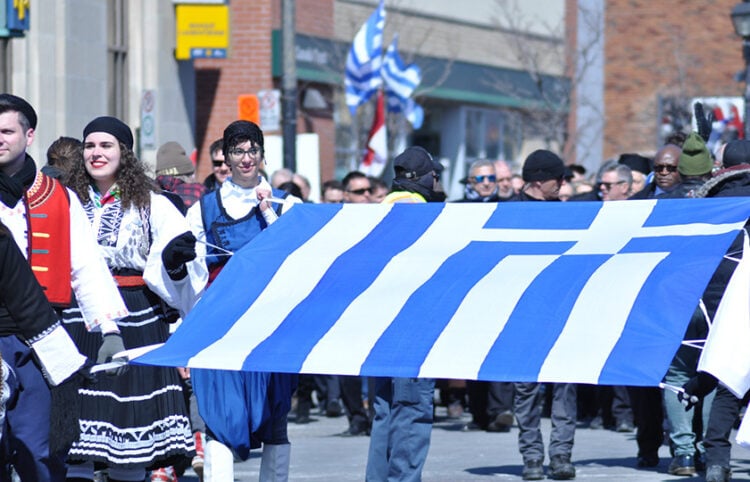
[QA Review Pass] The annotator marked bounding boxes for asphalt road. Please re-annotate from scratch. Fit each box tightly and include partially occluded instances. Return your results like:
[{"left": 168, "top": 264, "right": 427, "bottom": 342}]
[{"left": 177, "top": 403, "right": 750, "bottom": 481}]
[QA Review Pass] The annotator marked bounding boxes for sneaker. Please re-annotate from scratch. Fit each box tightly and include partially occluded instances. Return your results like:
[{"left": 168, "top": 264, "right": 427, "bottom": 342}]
[
  {"left": 447, "top": 400, "right": 464, "bottom": 419},
  {"left": 588, "top": 415, "right": 603, "bottom": 429},
  {"left": 521, "top": 459, "right": 544, "bottom": 480},
  {"left": 668, "top": 454, "right": 697, "bottom": 476},
  {"left": 705, "top": 465, "right": 731, "bottom": 482},
  {"left": 192, "top": 432, "right": 205, "bottom": 481},
  {"left": 616, "top": 421, "right": 635, "bottom": 433},
  {"left": 150, "top": 467, "right": 178, "bottom": 482},
  {"left": 549, "top": 454, "right": 576, "bottom": 480},
  {"left": 487, "top": 411, "right": 514, "bottom": 432}
]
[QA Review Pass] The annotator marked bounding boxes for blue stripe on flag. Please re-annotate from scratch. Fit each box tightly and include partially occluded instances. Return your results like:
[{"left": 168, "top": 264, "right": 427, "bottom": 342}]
[
  {"left": 600, "top": 229, "right": 740, "bottom": 385},
  {"left": 643, "top": 198, "right": 746, "bottom": 226},
  {"left": 360, "top": 240, "right": 577, "bottom": 377},
  {"left": 138, "top": 204, "right": 345, "bottom": 367},
  {"left": 238, "top": 204, "right": 447, "bottom": 372},
  {"left": 485, "top": 201, "right": 602, "bottom": 230},
  {"left": 477, "top": 254, "right": 610, "bottom": 381}
]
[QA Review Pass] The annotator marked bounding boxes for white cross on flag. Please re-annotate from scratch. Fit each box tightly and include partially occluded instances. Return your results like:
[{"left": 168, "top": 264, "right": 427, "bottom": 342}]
[{"left": 137, "top": 199, "right": 750, "bottom": 386}]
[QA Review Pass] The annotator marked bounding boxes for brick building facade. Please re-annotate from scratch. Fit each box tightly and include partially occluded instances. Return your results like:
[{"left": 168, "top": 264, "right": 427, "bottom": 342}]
[{"left": 601, "top": 0, "right": 740, "bottom": 159}]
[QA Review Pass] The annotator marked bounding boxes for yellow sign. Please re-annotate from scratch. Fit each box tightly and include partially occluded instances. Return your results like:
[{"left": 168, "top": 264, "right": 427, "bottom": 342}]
[{"left": 175, "top": 5, "right": 229, "bottom": 60}]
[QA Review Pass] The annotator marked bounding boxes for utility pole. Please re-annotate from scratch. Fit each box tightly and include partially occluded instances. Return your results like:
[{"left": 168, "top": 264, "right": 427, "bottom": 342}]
[{"left": 281, "top": 0, "right": 297, "bottom": 171}]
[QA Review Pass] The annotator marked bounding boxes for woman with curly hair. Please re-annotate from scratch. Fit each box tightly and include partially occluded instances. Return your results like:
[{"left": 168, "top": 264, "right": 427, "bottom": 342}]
[{"left": 63, "top": 116, "right": 208, "bottom": 482}]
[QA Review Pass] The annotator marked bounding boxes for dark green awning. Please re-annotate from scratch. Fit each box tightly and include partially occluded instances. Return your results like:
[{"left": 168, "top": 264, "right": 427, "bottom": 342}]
[{"left": 271, "top": 31, "right": 568, "bottom": 111}]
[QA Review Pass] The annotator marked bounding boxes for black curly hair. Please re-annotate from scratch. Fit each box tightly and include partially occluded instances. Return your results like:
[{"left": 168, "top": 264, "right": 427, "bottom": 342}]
[{"left": 66, "top": 141, "right": 156, "bottom": 210}]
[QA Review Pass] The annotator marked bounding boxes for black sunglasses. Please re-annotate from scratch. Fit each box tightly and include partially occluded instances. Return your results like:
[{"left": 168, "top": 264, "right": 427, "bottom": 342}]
[
  {"left": 654, "top": 164, "right": 678, "bottom": 173},
  {"left": 212, "top": 160, "right": 225, "bottom": 167},
  {"left": 347, "top": 188, "right": 371, "bottom": 195}
]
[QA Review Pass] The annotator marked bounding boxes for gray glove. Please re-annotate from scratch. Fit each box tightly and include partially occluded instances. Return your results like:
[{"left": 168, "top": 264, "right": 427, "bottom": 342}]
[{"left": 97, "top": 333, "right": 127, "bottom": 376}]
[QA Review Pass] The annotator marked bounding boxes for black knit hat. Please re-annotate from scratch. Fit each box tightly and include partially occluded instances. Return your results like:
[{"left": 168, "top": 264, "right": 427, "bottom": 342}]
[
  {"left": 393, "top": 146, "right": 437, "bottom": 179},
  {"left": 223, "top": 120, "right": 264, "bottom": 158},
  {"left": 0, "top": 93, "right": 37, "bottom": 130},
  {"left": 83, "top": 116, "right": 134, "bottom": 150},
  {"left": 618, "top": 153, "right": 652, "bottom": 175},
  {"left": 522, "top": 150, "right": 565, "bottom": 182},
  {"left": 722, "top": 140, "right": 750, "bottom": 167}
]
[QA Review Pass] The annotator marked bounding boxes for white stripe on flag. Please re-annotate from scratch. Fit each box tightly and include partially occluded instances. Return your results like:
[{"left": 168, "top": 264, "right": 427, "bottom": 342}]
[
  {"left": 418, "top": 254, "right": 560, "bottom": 379},
  {"left": 300, "top": 204, "right": 498, "bottom": 375},
  {"left": 538, "top": 252, "right": 668, "bottom": 383},
  {"left": 188, "top": 205, "right": 393, "bottom": 370}
]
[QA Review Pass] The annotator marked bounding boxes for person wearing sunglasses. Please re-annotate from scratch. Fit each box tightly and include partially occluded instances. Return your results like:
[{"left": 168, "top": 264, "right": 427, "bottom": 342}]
[
  {"left": 202, "top": 138, "right": 230, "bottom": 193},
  {"left": 598, "top": 161, "right": 633, "bottom": 201},
  {"left": 630, "top": 144, "right": 682, "bottom": 199},
  {"left": 460, "top": 159, "right": 504, "bottom": 202},
  {"left": 342, "top": 170, "right": 372, "bottom": 203}
]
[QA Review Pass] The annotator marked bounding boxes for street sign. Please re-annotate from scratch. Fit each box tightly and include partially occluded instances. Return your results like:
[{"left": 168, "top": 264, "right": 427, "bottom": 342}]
[
  {"left": 175, "top": 4, "right": 229, "bottom": 60},
  {"left": 238, "top": 94, "right": 260, "bottom": 124},
  {"left": 258, "top": 89, "right": 281, "bottom": 132},
  {"left": 140, "top": 90, "right": 156, "bottom": 150}
]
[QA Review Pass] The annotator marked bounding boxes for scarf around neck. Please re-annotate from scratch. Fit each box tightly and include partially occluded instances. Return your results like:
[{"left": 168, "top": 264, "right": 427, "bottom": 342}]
[{"left": 0, "top": 155, "right": 37, "bottom": 208}]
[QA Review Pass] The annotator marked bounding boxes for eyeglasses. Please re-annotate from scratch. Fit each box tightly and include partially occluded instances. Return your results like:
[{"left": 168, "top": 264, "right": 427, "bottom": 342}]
[
  {"left": 228, "top": 147, "right": 262, "bottom": 160},
  {"left": 347, "top": 188, "right": 372, "bottom": 195},
  {"left": 599, "top": 181, "right": 626, "bottom": 190},
  {"left": 472, "top": 175, "right": 497, "bottom": 183},
  {"left": 654, "top": 164, "right": 678, "bottom": 174},
  {"left": 212, "top": 160, "right": 225, "bottom": 167}
]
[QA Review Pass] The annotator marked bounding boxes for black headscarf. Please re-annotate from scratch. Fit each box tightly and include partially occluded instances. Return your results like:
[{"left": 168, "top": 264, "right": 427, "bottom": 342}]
[{"left": 0, "top": 155, "right": 37, "bottom": 208}]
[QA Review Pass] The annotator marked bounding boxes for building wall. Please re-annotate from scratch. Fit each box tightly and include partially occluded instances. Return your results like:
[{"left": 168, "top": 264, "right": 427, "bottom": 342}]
[
  {"left": 10, "top": 0, "right": 194, "bottom": 172},
  {"left": 603, "top": 0, "right": 739, "bottom": 158}
]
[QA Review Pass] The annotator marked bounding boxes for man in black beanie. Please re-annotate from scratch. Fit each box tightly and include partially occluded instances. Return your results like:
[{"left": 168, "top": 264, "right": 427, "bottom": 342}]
[
  {"left": 512, "top": 149, "right": 577, "bottom": 481},
  {"left": 518, "top": 149, "right": 566, "bottom": 202}
]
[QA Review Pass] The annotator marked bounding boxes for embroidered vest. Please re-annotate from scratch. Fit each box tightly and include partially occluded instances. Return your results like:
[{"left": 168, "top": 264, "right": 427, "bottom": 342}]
[
  {"left": 200, "top": 188, "right": 286, "bottom": 277},
  {"left": 26, "top": 173, "right": 72, "bottom": 307}
]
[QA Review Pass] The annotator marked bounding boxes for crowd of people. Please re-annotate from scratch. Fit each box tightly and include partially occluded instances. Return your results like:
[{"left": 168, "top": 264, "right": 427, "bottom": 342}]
[{"left": 0, "top": 92, "right": 748, "bottom": 482}]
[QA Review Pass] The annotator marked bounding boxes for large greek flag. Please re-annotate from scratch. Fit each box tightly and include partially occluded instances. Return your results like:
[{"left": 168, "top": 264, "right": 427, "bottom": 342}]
[
  {"left": 137, "top": 199, "right": 750, "bottom": 386},
  {"left": 344, "top": 0, "right": 385, "bottom": 115}
]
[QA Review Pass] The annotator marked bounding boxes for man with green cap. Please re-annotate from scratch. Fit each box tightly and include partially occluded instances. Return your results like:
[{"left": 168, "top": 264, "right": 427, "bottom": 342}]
[
  {"left": 659, "top": 131, "right": 715, "bottom": 476},
  {"left": 664, "top": 132, "right": 713, "bottom": 199}
]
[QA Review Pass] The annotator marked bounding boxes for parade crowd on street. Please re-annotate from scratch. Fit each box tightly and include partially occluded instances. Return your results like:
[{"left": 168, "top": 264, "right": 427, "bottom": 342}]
[{"left": 1, "top": 94, "right": 749, "bottom": 482}]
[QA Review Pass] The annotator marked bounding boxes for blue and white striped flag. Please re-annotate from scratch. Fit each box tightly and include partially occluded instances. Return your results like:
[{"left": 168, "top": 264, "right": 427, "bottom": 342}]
[
  {"left": 138, "top": 199, "right": 750, "bottom": 386},
  {"left": 345, "top": 0, "right": 386, "bottom": 115},
  {"left": 382, "top": 35, "right": 424, "bottom": 128}
]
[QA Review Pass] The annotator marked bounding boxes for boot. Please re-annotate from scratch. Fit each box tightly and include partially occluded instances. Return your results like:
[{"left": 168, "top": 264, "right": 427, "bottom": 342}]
[
  {"left": 204, "top": 439, "right": 234, "bottom": 482},
  {"left": 259, "top": 443, "right": 291, "bottom": 482}
]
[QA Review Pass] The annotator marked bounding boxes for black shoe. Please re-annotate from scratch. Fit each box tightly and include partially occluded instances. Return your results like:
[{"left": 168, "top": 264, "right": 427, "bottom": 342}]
[
  {"left": 337, "top": 424, "right": 369, "bottom": 437},
  {"left": 487, "top": 411, "right": 513, "bottom": 432},
  {"left": 705, "top": 465, "right": 731, "bottom": 482},
  {"left": 326, "top": 400, "right": 343, "bottom": 417},
  {"left": 636, "top": 453, "right": 659, "bottom": 468},
  {"left": 549, "top": 454, "right": 576, "bottom": 480},
  {"left": 668, "top": 455, "right": 696, "bottom": 476},
  {"left": 295, "top": 412, "right": 311, "bottom": 424},
  {"left": 521, "top": 459, "right": 544, "bottom": 481}
]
